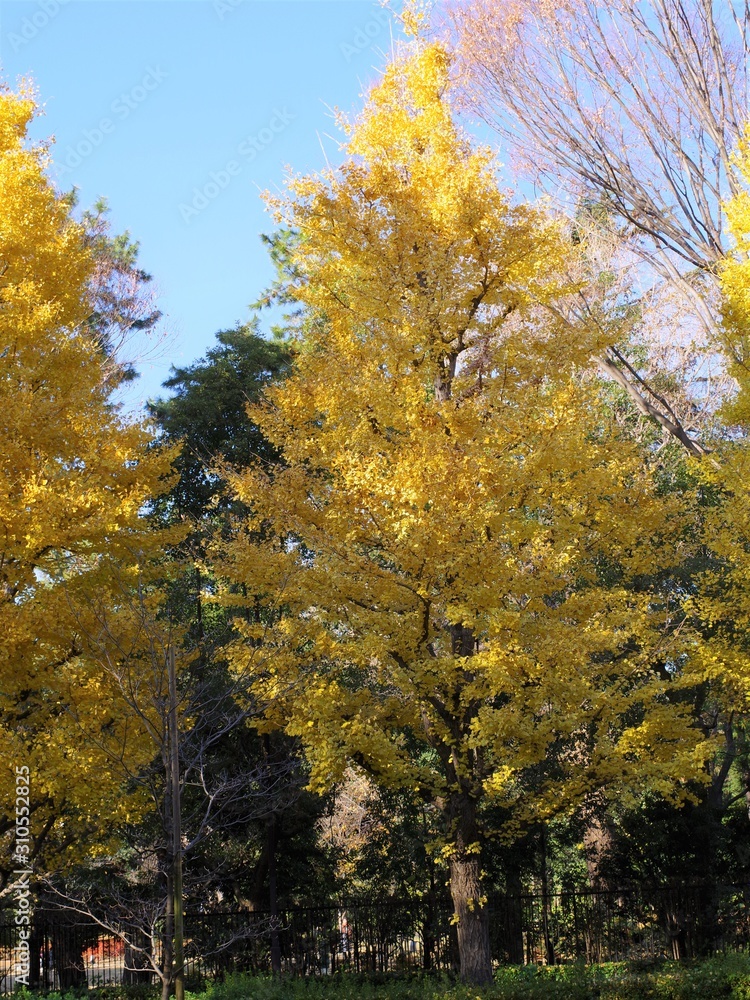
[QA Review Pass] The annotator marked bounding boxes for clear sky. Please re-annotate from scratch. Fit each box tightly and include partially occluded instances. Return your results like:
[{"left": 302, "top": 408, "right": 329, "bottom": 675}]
[{"left": 0, "top": 0, "right": 405, "bottom": 411}]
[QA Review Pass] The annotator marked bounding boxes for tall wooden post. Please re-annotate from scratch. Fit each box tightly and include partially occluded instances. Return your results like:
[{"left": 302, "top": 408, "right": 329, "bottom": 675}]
[{"left": 168, "top": 646, "right": 185, "bottom": 1000}]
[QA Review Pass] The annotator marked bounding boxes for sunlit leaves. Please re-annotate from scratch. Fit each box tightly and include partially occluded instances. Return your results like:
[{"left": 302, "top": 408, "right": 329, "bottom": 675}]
[
  {"left": 219, "top": 46, "right": 708, "bottom": 848},
  {"left": 0, "top": 86, "right": 178, "bottom": 874}
]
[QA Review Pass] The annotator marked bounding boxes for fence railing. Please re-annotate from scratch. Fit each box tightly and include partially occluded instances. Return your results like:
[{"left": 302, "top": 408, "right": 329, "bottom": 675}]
[{"left": 1, "top": 884, "right": 749, "bottom": 992}]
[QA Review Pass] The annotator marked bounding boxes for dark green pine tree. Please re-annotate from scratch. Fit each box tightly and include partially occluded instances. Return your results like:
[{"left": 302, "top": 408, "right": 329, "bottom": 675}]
[
  {"left": 148, "top": 319, "right": 292, "bottom": 526},
  {"left": 147, "top": 315, "right": 333, "bottom": 954}
]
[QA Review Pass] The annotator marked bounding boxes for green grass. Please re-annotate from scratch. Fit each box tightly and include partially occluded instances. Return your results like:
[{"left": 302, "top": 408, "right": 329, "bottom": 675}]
[{"left": 25, "top": 954, "right": 750, "bottom": 1000}]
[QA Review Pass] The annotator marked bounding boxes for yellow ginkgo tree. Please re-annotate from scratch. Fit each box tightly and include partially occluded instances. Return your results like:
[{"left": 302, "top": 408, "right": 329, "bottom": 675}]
[
  {"left": 0, "top": 85, "right": 178, "bottom": 881},
  {"left": 219, "top": 46, "right": 709, "bottom": 983},
  {"left": 689, "top": 127, "right": 750, "bottom": 728}
]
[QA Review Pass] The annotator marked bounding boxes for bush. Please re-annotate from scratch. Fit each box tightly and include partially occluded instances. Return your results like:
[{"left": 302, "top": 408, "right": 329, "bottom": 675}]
[
  {"left": 32, "top": 954, "right": 750, "bottom": 1000},
  {"left": 193, "top": 956, "right": 750, "bottom": 999}
]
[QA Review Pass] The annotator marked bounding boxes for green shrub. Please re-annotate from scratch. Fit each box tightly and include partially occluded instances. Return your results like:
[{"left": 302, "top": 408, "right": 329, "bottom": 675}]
[{"left": 37, "top": 954, "right": 750, "bottom": 1000}]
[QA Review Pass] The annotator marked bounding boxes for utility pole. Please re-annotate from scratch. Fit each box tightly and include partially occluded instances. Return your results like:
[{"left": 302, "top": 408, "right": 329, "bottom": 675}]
[{"left": 168, "top": 645, "right": 185, "bottom": 1000}]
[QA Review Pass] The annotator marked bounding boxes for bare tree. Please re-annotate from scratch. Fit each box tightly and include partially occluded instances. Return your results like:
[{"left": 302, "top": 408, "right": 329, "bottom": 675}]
[
  {"left": 451, "top": 0, "right": 747, "bottom": 270},
  {"left": 533, "top": 208, "right": 731, "bottom": 454},
  {"left": 447, "top": 0, "right": 749, "bottom": 451},
  {"left": 40, "top": 871, "right": 281, "bottom": 998},
  {"left": 75, "top": 198, "right": 174, "bottom": 396}
]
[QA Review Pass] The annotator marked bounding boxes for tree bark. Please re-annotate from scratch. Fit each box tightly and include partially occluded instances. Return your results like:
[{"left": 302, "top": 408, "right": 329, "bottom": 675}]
[
  {"left": 168, "top": 646, "right": 185, "bottom": 1000},
  {"left": 539, "top": 824, "right": 554, "bottom": 966},
  {"left": 580, "top": 794, "right": 617, "bottom": 889},
  {"left": 448, "top": 797, "right": 492, "bottom": 985},
  {"left": 161, "top": 869, "right": 174, "bottom": 1000},
  {"left": 267, "top": 815, "right": 281, "bottom": 974},
  {"left": 422, "top": 806, "right": 438, "bottom": 971}
]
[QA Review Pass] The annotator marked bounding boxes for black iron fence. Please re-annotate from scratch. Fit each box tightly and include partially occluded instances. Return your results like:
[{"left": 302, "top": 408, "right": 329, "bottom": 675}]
[{"left": 1, "top": 885, "right": 749, "bottom": 992}]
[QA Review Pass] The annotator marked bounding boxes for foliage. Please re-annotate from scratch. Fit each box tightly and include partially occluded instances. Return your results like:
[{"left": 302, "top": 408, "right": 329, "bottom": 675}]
[
  {"left": 682, "top": 129, "right": 750, "bottom": 727},
  {"left": 447, "top": 0, "right": 743, "bottom": 457},
  {"left": 147, "top": 321, "right": 331, "bottom": 918},
  {"left": 77, "top": 195, "right": 163, "bottom": 389},
  {"left": 0, "top": 85, "right": 178, "bottom": 881},
  {"left": 29, "top": 955, "right": 750, "bottom": 1000},
  {"left": 6, "top": 7, "right": 750, "bottom": 964},
  {"left": 449, "top": 0, "right": 750, "bottom": 887},
  {"left": 217, "top": 42, "right": 712, "bottom": 982},
  {"left": 222, "top": 41, "right": 707, "bottom": 835},
  {"left": 149, "top": 322, "right": 291, "bottom": 527},
  {"left": 719, "top": 126, "right": 750, "bottom": 430}
]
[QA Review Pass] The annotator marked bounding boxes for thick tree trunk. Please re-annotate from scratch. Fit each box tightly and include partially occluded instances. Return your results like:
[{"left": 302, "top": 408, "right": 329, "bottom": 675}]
[
  {"left": 450, "top": 852, "right": 492, "bottom": 984},
  {"left": 448, "top": 799, "right": 492, "bottom": 985},
  {"left": 582, "top": 810, "right": 616, "bottom": 888}
]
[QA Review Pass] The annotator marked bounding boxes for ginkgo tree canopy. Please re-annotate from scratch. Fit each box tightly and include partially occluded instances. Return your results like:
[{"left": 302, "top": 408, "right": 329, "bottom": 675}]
[
  {"left": 0, "top": 87, "right": 178, "bottom": 874},
  {"left": 690, "top": 128, "right": 750, "bottom": 715},
  {"left": 218, "top": 45, "right": 710, "bottom": 983}
]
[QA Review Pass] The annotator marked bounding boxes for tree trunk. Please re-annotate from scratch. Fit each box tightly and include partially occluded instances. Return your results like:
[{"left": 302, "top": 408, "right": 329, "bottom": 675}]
[
  {"left": 262, "top": 733, "right": 282, "bottom": 974},
  {"left": 168, "top": 646, "right": 185, "bottom": 1000},
  {"left": 267, "top": 815, "right": 281, "bottom": 974},
  {"left": 539, "top": 824, "right": 554, "bottom": 966},
  {"left": 448, "top": 799, "right": 492, "bottom": 985},
  {"left": 161, "top": 868, "right": 174, "bottom": 1000},
  {"left": 422, "top": 821, "right": 438, "bottom": 970},
  {"left": 581, "top": 807, "right": 616, "bottom": 889}
]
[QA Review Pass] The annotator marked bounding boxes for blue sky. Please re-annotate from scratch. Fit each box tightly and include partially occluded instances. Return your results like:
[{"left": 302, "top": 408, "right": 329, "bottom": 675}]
[{"left": 0, "top": 0, "right": 404, "bottom": 412}]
